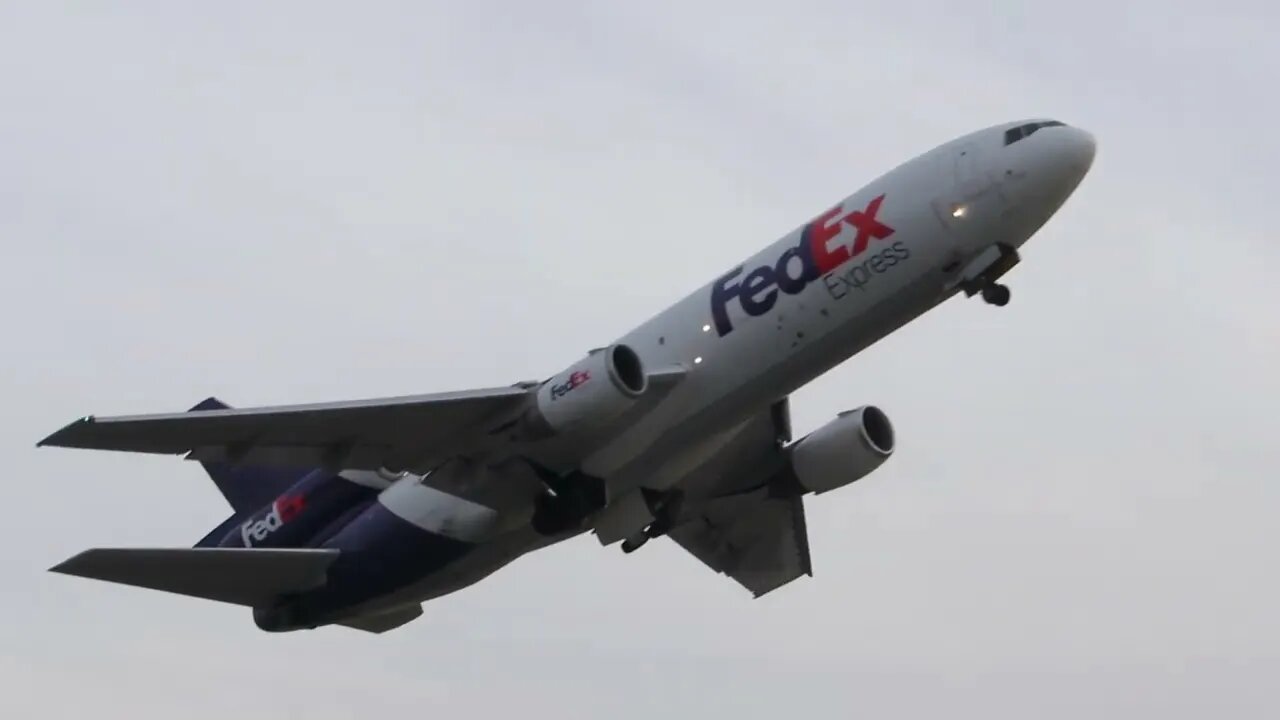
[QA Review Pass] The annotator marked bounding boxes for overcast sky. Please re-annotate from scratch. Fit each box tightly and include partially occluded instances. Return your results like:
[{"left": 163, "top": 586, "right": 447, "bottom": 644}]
[{"left": 2, "top": 1, "right": 1278, "bottom": 718}]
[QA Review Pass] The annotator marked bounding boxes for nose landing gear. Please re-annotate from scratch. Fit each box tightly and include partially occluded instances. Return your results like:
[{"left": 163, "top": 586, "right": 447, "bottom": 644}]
[
  {"left": 980, "top": 283, "right": 1011, "bottom": 307},
  {"left": 954, "top": 242, "right": 1019, "bottom": 308}
]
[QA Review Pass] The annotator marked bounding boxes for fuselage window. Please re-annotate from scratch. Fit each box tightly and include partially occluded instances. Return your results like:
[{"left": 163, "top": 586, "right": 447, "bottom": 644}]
[{"left": 1003, "top": 120, "right": 1067, "bottom": 146}]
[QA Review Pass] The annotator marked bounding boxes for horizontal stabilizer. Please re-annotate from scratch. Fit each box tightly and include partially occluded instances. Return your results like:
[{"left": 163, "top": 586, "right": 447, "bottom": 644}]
[{"left": 50, "top": 547, "right": 339, "bottom": 606}]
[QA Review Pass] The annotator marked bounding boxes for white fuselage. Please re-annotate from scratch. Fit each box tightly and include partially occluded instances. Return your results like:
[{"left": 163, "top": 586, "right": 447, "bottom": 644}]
[{"left": 361, "top": 119, "right": 1096, "bottom": 614}]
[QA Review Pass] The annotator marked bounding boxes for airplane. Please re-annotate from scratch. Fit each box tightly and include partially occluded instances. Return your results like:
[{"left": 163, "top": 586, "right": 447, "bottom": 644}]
[{"left": 38, "top": 118, "right": 1095, "bottom": 634}]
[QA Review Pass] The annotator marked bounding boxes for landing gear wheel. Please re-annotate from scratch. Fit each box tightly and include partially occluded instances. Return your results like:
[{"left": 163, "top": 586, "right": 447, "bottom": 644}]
[
  {"left": 621, "top": 535, "right": 648, "bottom": 554},
  {"left": 981, "top": 283, "right": 1011, "bottom": 307}
]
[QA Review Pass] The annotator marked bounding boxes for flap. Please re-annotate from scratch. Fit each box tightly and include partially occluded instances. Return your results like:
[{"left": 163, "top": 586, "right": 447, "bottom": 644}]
[{"left": 669, "top": 488, "right": 812, "bottom": 597}]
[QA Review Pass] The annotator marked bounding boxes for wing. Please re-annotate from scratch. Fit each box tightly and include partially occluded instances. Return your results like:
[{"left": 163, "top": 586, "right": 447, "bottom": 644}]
[
  {"left": 668, "top": 487, "right": 812, "bottom": 598},
  {"left": 662, "top": 398, "right": 813, "bottom": 597},
  {"left": 37, "top": 385, "right": 533, "bottom": 472}
]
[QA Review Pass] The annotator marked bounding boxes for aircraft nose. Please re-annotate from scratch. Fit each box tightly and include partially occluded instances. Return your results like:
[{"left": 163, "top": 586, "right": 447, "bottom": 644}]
[
  {"left": 988, "top": 123, "right": 1096, "bottom": 245},
  {"left": 1038, "top": 126, "right": 1096, "bottom": 198}
]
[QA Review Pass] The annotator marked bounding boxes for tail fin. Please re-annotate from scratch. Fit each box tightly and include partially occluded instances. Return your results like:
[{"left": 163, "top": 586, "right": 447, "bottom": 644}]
[
  {"left": 50, "top": 547, "right": 339, "bottom": 606},
  {"left": 188, "top": 397, "right": 312, "bottom": 514},
  {"left": 193, "top": 512, "right": 246, "bottom": 548}
]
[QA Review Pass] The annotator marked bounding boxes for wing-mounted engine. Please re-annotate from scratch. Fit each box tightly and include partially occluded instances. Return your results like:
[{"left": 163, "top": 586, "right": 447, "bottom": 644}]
[
  {"left": 785, "top": 405, "right": 895, "bottom": 494},
  {"left": 517, "top": 343, "right": 648, "bottom": 439}
]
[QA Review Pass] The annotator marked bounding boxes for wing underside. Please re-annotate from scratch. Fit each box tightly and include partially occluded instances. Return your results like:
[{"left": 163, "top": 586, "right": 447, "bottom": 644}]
[
  {"left": 38, "top": 386, "right": 533, "bottom": 472},
  {"left": 660, "top": 398, "right": 814, "bottom": 597},
  {"left": 669, "top": 488, "right": 813, "bottom": 597},
  {"left": 38, "top": 369, "right": 689, "bottom": 474}
]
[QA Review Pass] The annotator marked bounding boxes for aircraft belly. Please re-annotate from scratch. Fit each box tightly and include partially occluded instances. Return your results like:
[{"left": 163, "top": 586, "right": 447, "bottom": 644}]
[{"left": 340, "top": 526, "right": 576, "bottom": 616}]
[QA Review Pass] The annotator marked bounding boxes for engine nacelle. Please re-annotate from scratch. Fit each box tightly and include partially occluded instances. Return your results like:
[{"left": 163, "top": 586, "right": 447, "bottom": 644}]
[
  {"left": 521, "top": 343, "right": 648, "bottom": 438},
  {"left": 786, "top": 405, "right": 895, "bottom": 494}
]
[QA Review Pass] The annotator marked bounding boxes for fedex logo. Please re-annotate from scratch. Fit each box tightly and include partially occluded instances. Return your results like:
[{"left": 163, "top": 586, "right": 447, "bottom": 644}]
[
  {"left": 710, "top": 194, "right": 898, "bottom": 336},
  {"left": 240, "top": 494, "right": 306, "bottom": 547},
  {"left": 550, "top": 370, "right": 590, "bottom": 400}
]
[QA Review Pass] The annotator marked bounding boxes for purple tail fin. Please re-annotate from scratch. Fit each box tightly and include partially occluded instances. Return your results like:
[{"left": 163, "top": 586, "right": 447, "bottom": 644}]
[{"left": 187, "top": 397, "right": 312, "bottom": 515}]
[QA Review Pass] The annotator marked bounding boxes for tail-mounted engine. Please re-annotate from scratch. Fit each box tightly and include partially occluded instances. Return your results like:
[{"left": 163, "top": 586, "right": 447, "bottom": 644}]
[{"left": 784, "top": 405, "right": 896, "bottom": 494}]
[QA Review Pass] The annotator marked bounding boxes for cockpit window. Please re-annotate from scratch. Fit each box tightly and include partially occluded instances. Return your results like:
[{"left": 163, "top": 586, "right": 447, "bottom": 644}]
[{"left": 1003, "top": 120, "right": 1066, "bottom": 146}]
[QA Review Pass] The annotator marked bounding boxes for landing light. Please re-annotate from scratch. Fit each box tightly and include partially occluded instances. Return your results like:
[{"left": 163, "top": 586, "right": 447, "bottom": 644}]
[
  {"left": 951, "top": 205, "right": 968, "bottom": 218},
  {"left": 702, "top": 324, "right": 711, "bottom": 332},
  {"left": 694, "top": 356, "right": 703, "bottom": 364}
]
